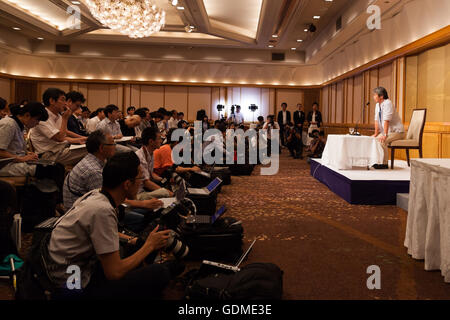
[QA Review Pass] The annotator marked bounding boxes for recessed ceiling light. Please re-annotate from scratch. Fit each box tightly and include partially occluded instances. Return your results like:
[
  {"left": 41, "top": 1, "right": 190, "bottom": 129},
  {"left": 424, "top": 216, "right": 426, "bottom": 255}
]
[
  {"left": 313, "top": 16, "right": 321, "bottom": 19},
  {"left": 177, "top": 6, "right": 184, "bottom": 10},
  {"left": 272, "top": 34, "right": 278, "bottom": 38},
  {"left": 325, "top": 0, "right": 333, "bottom": 2},
  {"left": 13, "top": 27, "right": 21, "bottom": 31},
  {"left": 291, "top": 48, "right": 297, "bottom": 50},
  {"left": 304, "top": 29, "right": 308, "bottom": 32},
  {"left": 268, "top": 45, "right": 274, "bottom": 48},
  {"left": 297, "top": 39, "right": 303, "bottom": 42},
  {"left": 71, "top": 1, "right": 81, "bottom": 4},
  {"left": 171, "top": 0, "right": 178, "bottom": 5},
  {"left": 37, "top": 37, "right": 44, "bottom": 40}
]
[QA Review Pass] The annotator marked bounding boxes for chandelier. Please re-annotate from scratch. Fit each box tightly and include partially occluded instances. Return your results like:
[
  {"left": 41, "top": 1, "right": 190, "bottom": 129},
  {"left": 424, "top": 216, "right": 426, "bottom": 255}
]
[{"left": 85, "top": 0, "right": 166, "bottom": 39}]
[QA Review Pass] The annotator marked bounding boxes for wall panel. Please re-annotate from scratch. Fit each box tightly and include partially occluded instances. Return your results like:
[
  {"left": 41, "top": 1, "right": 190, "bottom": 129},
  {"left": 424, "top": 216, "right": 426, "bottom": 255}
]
[
  {"left": 0, "top": 78, "right": 10, "bottom": 103},
  {"left": 87, "top": 84, "right": 110, "bottom": 110},
  {"left": 336, "top": 81, "right": 344, "bottom": 123},
  {"left": 187, "top": 86, "right": 210, "bottom": 121},
  {"left": 165, "top": 86, "right": 188, "bottom": 118},
  {"left": 141, "top": 85, "right": 164, "bottom": 110}
]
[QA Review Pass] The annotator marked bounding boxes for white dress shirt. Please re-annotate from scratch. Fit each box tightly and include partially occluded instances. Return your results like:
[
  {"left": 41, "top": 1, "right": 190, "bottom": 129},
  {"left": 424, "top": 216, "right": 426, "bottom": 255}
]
[
  {"left": 30, "top": 108, "right": 67, "bottom": 154},
  {"left": 282, "top": 111, "right": 287, "bottom": 125},
  {"left": 86, "top": 116, "right": 101, "bottom": 134},
  {"left": 374, "top": 99, "right": 405, "bottom": 134},
  {"left": 135, "top": 147, "right": 154, "bottom": 194}
]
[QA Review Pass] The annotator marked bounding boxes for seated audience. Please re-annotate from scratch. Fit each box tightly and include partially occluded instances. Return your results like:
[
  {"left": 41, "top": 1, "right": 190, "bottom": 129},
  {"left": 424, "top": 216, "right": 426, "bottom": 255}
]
[
  {"left": 66, "top": 91, "right": 88, "bottom": 137},
  {"left": 29, "top": 88, "right": 87, "bottom": 166},
  {"left": 0, "top": 102, "right": 64, "bottom": 189},
  {"left": 153, "top": 129, "right": 200, "bottom": 176},
  {"left": 136, "top": 127, "right": 173, "bottom": 200},
  {"left": 119, "top": 114, "right": 141, "bottom": 137},
  {"left": 86, "top": 108, "right": 105, "bottom": 133},
  {"left": 79, "top": 106, "right": 90, "bottom": 129},
  {"left": 97, "top": 104, "right": 135, "bottom": 153},
  {"left": 47, "top": 152, "right": 173, "bottom": 299},
  {"left": 168, "top": 110, "right": 179, "bottom": 129},
  {"left": 126, "top": 106, "right": 135, "bottom": 119}
]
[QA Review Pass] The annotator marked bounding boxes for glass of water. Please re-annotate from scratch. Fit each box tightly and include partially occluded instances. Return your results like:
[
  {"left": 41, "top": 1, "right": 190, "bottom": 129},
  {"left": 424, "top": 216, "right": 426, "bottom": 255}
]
[{"left": 349, "top": 128, "right": 355, "bottom": 135}]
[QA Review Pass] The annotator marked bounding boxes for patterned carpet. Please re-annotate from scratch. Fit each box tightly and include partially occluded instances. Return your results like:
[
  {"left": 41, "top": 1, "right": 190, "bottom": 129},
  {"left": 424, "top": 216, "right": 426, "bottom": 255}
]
[{"left": 2, "top": 151, "right": 450, "bottom": 300}]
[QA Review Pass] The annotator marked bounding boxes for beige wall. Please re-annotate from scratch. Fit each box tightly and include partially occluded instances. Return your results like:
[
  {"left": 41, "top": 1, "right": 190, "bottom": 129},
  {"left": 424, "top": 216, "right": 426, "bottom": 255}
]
[
  {"left": 0, "top": 78, "right": 10, "bottom": 103},
  {"left": 321, "top": 60, "right": 398, "bottom": 125},
  {"left": 405, "top": 43, "right": 450, "bottom": 122}
]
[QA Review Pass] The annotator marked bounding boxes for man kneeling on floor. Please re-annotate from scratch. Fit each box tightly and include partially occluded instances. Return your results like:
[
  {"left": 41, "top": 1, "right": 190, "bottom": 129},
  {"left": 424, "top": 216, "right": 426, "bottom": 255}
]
[{"left": 46, "top": 152, "right": 176, "bottom": 299}]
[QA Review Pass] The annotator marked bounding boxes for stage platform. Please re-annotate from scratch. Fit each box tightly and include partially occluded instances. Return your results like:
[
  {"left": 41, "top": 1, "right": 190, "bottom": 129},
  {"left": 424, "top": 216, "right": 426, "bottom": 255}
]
[{"left": 310, "top": 159, "right": 411, "bottom": 205}]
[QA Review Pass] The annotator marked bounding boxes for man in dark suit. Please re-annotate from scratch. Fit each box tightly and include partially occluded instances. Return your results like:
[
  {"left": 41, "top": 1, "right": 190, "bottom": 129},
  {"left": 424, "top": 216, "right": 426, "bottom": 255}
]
[
  {"left": 293, "top": 103, "right": 306, "bottom": 158},
  {"left": 277, "top": 103, "right": 291, "bottom": 147}
]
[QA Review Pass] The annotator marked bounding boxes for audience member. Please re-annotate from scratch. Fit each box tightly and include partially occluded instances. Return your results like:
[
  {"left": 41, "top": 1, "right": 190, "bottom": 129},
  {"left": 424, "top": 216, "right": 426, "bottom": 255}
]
[
  {"left": 119, "top": 114, "right": 141, "bottom": 137},
  {"left": 0, "top": 97, "right": 9, "bottom": 119},
  {"left": 126, "top": 106, "right": 136, "bottom": 119},
  {"left": 135, "top": 127, "right": 173, "bottom": 200},
  {"left": 168, "top": 110, "right": 179, "bottom": 129},
  {"left": 66, "top": 91, "right": 88, "bottom": 137},
  {"left": 47, "top": 152, "right": 173, "bottom": 299},
  {"left": 29, "top": 88, "right": 87, "bottom": 166},
  {"left": 0, "top": 102, "right": 64, "bottom": 189},
  {"left": 86, "top": 108, "right": 105, "bottom": 133},
  {"left": 97, "top": 104, "right": 135, "bottom": 153}
]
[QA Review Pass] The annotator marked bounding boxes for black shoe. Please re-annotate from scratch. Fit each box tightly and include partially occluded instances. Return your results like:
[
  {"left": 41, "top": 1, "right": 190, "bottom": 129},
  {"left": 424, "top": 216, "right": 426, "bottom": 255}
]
[{"left": 372, "top": 164, "right": 389, "bottom": 170}]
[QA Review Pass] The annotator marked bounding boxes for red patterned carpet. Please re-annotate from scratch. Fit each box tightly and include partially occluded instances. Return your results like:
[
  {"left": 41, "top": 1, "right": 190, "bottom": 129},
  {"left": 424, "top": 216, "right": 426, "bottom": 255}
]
[{"left": 2, "top": 152, "right": 450, "bottom": 300}]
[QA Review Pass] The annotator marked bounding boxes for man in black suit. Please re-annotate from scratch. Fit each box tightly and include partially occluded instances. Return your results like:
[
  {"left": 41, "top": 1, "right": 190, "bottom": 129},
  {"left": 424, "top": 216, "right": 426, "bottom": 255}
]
[
  {"left": 293, "top": 103, "right": 306, "bottom": 158},
  {"left": 277, "top": 102, "right": 291, "bottom": 147}
]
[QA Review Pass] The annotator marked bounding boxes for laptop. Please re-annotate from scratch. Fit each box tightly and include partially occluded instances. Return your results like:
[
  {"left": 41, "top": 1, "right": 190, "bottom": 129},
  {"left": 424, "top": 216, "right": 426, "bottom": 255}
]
[
  {"left": 158, "top": 179, "right": 187, "bottom": 209},
  {"left": 186, "top": 205, "right": 226, "bottom": 224},
  {"left": 187, "top": 177, "right": 222, "bottom": 196},
  {"left": 201, "top": 239, "right": 257, "bottom": 273}
]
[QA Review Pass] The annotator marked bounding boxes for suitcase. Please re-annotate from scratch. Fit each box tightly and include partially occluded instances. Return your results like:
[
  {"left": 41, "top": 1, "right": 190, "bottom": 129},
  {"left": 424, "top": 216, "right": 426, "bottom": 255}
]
[{"left": 178, "top": 217, "right": 243, "bottom": 263}]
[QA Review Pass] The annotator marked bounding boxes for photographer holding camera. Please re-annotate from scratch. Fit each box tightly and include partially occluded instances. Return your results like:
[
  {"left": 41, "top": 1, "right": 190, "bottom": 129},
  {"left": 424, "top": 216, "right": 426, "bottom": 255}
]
[
  {"left": 45, "top": 152, "right": 174, "bottom": 299},
  {"left": 286, "top": 122, "right": 303, "bottom": 159}
]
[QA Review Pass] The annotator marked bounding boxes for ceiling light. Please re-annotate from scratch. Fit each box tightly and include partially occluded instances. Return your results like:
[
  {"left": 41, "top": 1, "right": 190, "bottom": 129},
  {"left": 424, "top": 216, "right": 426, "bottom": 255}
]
[
  {"left": 272, "top": 34, "right": 278, "bottom": 38},
  {"left": 84, "top": 0, "right": 166, "bottom": 38},
  {"left": 12, "top": 27, "right": 21, "bottom": 31},
  {"left": 177, "top": 6, "right": 184, "bottom": 10},
  {"left": 268, "top": 45, "right": 274, "bottom": 48},
  {"left": 185, "top": 25, "right": 195, "bottom": 33},
  {"left": 170, "top": 0, "right": 178, "bottom": 5},
  {"left": 304, "top": 29, "right": 308, "bottom": 32},
  {"left": 37, "top": 37, "right": 44, "bottom": 40},
  {"left": 71, "top": 1, "right": 81, "bottom": 4},
  {"left": 297, "top": 39, "right": 303, "bottom": 42},
  {"left": 291, "top": 48, "right": 297, "bottom": 50},
  {"left": 313, "top": 16, "right": 321, "bottom": 19}
]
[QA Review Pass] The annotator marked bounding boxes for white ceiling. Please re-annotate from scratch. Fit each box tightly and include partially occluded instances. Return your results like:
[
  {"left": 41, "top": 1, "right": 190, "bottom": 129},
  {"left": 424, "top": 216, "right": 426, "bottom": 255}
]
[{"left": 0, "top": 0, "right": 349, "bottom": 51}]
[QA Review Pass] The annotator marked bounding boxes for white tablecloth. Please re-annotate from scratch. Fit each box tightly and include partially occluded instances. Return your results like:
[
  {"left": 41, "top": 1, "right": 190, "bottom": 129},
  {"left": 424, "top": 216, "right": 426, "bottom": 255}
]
[
  {"left": 404, "top": 159, "right": 450, "bottom": 282},
  {"left": 321, "top": 135, "right": 384, "bottom": 170}
]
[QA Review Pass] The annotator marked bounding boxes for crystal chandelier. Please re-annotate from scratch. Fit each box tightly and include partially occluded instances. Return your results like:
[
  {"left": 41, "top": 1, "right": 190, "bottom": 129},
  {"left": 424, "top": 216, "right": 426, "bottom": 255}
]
[{"left": 85, "top": 0, "right": 166, "bottom": 39}]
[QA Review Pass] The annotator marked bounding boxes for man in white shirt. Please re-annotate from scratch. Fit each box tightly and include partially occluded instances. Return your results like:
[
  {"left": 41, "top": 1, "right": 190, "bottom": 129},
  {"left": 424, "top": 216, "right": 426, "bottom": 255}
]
[
  {"left": 228, "top": 105, "right": 244, "bottom": 126},
  {"left": 371, "top": 87, "right": 406, "bottom": 169},
  {"left": 168, "top": 110, "right": 179, "bottom": 129},
  {"left": 135, "top": 127, "right": 173, "bottom": 200},
  {"left": 86, "top": 108, "right": 105, "bottom": 133},
  {"left": 30, "top": 88, "right": 87, "bottom": 166}
]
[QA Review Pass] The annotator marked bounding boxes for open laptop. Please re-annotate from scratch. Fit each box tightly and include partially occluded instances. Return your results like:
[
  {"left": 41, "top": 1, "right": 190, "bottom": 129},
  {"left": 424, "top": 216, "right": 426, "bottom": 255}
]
[
  {"left": 158, "top": 179, "right": 187, "bottom": 209},
  {"left": 186, "top": 205, "right": 226, "bottom": 224},
  {"left": 201, "top": 239, "right": 257, "bottom": 273},
  {"left": 187, "top": 177, "right": 222, "bottom": 196}
]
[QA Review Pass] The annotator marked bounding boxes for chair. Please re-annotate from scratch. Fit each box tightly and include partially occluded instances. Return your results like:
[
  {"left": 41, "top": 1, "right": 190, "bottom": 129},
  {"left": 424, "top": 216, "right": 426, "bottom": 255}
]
[{"left": 388, "top": 109, "right": 427, "bottom": 169}]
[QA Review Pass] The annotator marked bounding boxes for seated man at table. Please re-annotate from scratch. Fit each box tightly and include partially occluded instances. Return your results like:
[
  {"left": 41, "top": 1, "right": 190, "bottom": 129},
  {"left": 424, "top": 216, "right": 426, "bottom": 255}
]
[{"left": 371, "top": 87, "right": 405, "bottom": 169}]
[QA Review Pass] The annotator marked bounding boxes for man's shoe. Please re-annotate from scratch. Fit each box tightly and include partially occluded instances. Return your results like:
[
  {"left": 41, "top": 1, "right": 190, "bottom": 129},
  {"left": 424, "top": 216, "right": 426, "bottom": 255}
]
[{"left": 372, "top": 164, "right": 389, "bottom": 170}]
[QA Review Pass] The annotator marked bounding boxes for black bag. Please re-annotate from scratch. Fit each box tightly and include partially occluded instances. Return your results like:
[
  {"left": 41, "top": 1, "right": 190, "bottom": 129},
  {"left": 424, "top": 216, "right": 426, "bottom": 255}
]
[
  {"left": 187, "top": 193, "right": 218, "bottom": 216},
  {"left": 178, "top": 217, "right": 243, "bottom": 262},
  {"left": 185, "top": 263, "right": 283, "bottom": 300},
  {"left": 20, "top": 185, "right": 57, "bottom": 233}
]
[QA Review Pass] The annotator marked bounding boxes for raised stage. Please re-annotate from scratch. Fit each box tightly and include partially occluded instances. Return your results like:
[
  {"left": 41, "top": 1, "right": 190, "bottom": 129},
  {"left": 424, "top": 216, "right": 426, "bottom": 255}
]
[{"left": 310, "top": 159, "right": 411, "bottom": 205}]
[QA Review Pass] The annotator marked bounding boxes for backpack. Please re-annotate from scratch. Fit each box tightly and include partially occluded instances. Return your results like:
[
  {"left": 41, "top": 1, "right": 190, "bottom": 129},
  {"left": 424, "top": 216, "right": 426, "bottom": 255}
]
[{"left": 185, "top": 263, "right": 283, "bottom": 300}]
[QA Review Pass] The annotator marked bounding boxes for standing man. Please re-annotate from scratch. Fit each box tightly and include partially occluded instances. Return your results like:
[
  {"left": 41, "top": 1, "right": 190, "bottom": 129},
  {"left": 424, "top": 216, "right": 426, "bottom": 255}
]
[
  {"left": 277, "top": 103, "right": 291, "bottom": 147},
  {"left": 371, "top": 87, "right": 405, "bottom": 169},
  {"left": 293, "top": 103, "right": 306, "bottom": 158},
  {"left": 306, "top": 102, "right": 323, "bottom": 146}
]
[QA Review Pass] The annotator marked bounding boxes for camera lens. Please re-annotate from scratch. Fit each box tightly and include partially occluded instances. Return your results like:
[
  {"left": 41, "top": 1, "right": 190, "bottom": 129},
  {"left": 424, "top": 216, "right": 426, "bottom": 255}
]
[{"left": 165, "top": 231, "right": 189, "bottom": 259}]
